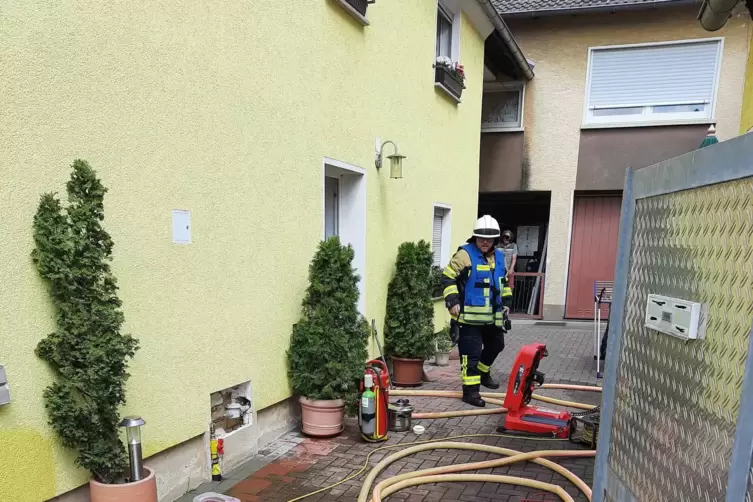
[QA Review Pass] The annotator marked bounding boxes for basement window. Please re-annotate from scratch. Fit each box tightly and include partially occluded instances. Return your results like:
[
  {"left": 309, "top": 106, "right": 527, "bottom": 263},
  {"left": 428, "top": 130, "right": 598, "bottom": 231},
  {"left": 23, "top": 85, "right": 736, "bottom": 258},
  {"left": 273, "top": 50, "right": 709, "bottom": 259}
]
[{"left": 210, "top": 381, "right": 253, "bottom": 435}]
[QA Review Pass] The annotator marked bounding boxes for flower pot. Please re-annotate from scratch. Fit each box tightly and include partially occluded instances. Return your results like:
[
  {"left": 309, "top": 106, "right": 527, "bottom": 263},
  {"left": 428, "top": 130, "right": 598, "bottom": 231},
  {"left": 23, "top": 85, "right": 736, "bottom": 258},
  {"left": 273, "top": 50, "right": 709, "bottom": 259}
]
[
  {"left": 434, "top": 66, "right": 465, "bottom": 99},
  {"left": 344, "top": 0, "right": 369, "bottom": 15},
  {"left": 434, "top": 352, "right": 451, "bottom": 366},
  {"left": 449, "top": 346, "right": 460, "bottom": 360},
  {"left": 392, "top": 357, "right": 424, "bottom": 387},
  {"left": 299, "top": 397, "right": 345, "bottom": 437},
  {"left": 90, "top": 467, "right": 157, "bottom": 502}
]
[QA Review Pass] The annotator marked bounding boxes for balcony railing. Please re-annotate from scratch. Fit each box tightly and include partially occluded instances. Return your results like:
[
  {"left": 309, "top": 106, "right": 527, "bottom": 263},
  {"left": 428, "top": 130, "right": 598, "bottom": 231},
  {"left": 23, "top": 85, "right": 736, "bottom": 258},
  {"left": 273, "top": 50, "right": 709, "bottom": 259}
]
[{"left": 509, "top": 272, "right": 545, "bottom": 320}]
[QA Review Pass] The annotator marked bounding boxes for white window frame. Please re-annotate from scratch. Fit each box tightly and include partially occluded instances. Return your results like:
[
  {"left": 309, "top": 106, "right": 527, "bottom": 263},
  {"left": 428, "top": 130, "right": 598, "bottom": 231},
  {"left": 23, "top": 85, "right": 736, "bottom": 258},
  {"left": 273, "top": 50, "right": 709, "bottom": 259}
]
[
  {"left": 432, "top": 203, "right": 452, "bottom": 268},
  {"left": 435, "top": 2, "right": 461, "bottom": 63},
  {"left": 481, "top": 81, "right": 525, "bottom": 132},
  {"left": 582, "top": 38, "right": 724, "bottom": 129}
]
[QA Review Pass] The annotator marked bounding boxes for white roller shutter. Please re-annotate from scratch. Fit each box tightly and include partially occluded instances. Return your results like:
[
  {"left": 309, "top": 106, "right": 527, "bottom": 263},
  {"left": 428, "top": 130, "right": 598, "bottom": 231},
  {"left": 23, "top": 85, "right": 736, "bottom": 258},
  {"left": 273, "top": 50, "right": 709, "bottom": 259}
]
[
  {"left": 588, "top": 40, "right": 721, "bottom": 108},
  {"left": 432, "top": 209, "right": 444, "bottom": 267}
]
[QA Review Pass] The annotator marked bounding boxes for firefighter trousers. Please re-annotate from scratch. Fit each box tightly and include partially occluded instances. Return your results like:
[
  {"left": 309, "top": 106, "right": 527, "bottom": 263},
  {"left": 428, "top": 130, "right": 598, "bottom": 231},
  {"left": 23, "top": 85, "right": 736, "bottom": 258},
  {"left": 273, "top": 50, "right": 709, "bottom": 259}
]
[{"left": 458, "top": 323, "right": 505, "bottom": 393}]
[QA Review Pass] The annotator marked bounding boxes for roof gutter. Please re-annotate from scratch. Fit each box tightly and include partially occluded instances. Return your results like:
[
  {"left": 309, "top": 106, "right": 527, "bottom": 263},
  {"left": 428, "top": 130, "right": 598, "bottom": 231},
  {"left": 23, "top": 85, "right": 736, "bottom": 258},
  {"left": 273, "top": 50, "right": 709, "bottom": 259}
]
[
  {"left": 698, "top": 0, "right": 740, "bottom": 30},
  {"left": 502, "top": 0, "right": 698, "bottom": 18},
  {"left": 476, "top": 0, "right": 535, "bottom": 80}
]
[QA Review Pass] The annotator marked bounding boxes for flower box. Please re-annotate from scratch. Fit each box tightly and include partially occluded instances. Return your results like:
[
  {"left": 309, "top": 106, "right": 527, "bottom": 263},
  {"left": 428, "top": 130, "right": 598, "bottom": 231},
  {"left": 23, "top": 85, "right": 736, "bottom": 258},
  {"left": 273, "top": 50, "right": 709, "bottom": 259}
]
[
  {"left": 344, "top": 0, "right": 369, "bottom": 16},
  {"left": 435, "top": 65, "right": 465, "bottom": 100}
]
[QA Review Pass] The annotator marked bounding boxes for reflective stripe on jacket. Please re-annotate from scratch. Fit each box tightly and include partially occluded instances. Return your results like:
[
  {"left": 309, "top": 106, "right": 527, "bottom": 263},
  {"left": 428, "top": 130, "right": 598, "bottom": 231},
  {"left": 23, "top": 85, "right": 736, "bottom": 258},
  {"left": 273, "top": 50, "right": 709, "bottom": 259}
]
[{"left": 441, "top": 243, "right": 510, "bottom": 327}]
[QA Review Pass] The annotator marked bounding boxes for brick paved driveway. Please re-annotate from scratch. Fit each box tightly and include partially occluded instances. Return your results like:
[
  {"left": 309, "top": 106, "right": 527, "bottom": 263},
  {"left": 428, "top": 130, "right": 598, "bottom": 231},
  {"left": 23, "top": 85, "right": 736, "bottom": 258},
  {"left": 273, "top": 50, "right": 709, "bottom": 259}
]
[{"left": 216, "top": 325, "right": 601, "bottom": 502}]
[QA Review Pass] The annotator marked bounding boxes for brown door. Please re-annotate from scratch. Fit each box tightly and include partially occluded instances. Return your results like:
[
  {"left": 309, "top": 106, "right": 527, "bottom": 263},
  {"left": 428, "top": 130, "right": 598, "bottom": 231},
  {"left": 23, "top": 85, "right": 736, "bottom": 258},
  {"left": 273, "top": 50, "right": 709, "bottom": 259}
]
[{"left": 565, "top": 194, "right": 621, "bottom": 319}]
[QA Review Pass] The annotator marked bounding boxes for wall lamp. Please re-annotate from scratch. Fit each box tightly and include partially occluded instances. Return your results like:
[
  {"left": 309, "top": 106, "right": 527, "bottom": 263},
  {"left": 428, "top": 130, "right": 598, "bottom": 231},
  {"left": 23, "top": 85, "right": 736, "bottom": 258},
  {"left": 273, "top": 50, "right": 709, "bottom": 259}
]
[{"left": 375, "top": 140, "right": 406, "bottom": 179}]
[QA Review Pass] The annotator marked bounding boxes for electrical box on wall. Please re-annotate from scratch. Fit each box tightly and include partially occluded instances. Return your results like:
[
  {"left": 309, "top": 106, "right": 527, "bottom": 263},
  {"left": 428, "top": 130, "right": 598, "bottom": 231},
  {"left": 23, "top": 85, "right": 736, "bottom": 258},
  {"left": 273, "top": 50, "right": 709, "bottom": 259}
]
[
  {"left": 645, "top": 294, "right": 706, "bottom": 341},
  {"left": 172, "top": 210, "right": 191, "bottom": 244},
  {"left": 0, "top": 365, "right": 10, "bottom": 406}
]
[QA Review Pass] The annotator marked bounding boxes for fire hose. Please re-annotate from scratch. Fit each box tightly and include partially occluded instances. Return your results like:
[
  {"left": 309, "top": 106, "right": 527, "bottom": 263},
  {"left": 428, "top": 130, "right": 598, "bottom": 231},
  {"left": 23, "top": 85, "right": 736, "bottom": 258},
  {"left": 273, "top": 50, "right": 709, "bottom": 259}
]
[{"left": 288, "top": 383, "right": 602, "bottom": 502}]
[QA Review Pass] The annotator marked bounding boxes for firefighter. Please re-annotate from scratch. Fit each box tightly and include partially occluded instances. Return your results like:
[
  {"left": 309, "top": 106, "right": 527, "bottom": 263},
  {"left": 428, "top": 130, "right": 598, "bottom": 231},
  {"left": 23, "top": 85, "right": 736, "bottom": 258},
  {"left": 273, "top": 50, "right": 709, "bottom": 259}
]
[{"left": 441, "top": 215, "right": 512, "bottom": 407}]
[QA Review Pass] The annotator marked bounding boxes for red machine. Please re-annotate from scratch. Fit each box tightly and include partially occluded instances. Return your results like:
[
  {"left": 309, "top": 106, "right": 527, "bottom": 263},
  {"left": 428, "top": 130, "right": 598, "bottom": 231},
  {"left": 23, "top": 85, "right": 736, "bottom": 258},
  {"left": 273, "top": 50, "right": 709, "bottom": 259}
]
[
  {"left": 500, "top": 343, "right": 573, "bottom": 438},
  {"left": 359, "top": 359, "right": 390, "bottom": 442}
]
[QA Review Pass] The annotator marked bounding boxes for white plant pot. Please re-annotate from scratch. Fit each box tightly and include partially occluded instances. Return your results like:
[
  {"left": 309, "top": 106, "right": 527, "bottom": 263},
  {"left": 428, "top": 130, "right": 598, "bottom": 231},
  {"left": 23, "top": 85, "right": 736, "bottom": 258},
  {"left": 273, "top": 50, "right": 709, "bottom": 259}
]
[{"left": 434, "top": 352, "right": 451, "bottom": 366}]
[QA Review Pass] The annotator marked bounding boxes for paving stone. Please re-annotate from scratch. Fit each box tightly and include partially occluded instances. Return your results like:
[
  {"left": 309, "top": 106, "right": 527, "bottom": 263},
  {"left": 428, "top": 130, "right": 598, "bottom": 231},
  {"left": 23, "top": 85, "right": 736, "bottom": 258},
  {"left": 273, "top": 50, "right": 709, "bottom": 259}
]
[{"left": 172, "top": 326, "right": 599, "bottom": 502}]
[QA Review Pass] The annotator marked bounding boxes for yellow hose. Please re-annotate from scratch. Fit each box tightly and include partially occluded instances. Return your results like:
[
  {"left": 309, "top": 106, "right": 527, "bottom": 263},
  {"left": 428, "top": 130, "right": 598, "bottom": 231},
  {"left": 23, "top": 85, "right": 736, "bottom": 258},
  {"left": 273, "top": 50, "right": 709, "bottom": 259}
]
[
  {"left": 392, "top": 389, "right": 597, "bottom": 412},
  {"left": 357, "top": 441, "right": 592, "bottom": 502},
  {"left": 285, "top": 433, "right": 565, "bottom": 502},
  {"left": 381, "top": 474, "right": 575, "bottom": 501},
  {"left": 372, "top": 447, "right": 595, "bottom": 501},
  {"left": 287, "top": 384, "right": 603, "bottom": 502}
]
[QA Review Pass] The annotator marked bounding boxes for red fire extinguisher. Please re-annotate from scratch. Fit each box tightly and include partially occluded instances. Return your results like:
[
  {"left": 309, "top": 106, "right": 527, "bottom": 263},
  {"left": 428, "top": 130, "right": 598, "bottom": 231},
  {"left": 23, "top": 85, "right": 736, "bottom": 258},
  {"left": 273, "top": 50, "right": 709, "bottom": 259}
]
[{"left": 359, "top": 359, "right": 390, "bottom": 442}]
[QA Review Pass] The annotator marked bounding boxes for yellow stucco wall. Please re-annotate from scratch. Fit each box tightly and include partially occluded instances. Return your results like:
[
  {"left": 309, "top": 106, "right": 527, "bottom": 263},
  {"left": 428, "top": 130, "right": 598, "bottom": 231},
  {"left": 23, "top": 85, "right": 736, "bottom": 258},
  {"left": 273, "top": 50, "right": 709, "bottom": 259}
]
[
  {"left": 0, "top": 2, "right": 486, "bottom": 498},
  {"left": 742, "top": 22, "right": 753, "bottom": 133},
  {"left": 507, "top": 8, "right": 749, "bottom": 312}
]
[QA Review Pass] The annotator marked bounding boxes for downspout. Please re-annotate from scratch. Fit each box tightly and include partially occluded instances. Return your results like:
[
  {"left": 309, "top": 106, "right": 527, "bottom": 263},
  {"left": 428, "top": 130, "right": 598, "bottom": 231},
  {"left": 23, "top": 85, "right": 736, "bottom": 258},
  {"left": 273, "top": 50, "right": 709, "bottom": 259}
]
[
  {"left": 698, "top": 0, "right": 740, "bottom": 31},
  {"left": 476, "top": 0, "right": 535, "bottom": 80}
]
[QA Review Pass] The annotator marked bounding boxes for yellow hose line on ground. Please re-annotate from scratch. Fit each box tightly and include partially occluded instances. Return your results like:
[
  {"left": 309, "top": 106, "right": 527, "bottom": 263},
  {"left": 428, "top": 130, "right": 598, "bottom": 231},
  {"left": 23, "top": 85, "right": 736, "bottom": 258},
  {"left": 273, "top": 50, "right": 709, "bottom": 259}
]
[
  {"left": 413, "top": 407, "right": 506, "bottom": 419},
  {"left": 286, "top": 433, "right": 566, "bottom": 502},
  {"left": 532, "top": 394, "right": 597, "bottom": 410},
  {"left": 372, "top": 448, "right": 595, "bottom": 501},
  {"left": 541, "top": 383, "right": 603, "bottom": 392},
  {"left": 357, "top": 441, "right": 592, "bottom": 502},
  {"left": 391, "top": 389, "right": 597, "bottom": 412},
  {"left": 382, "top": 474, "right": 575, "bottom": 501}
]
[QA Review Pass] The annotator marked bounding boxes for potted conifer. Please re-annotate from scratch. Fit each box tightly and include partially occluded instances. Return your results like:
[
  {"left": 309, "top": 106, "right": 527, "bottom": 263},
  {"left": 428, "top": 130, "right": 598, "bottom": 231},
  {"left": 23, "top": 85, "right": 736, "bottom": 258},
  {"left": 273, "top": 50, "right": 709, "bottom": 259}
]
[
  {"left": 32, "top": 160, "right": 151, "bottom": 502},
  {"left": 287, "top": 237, "right": 369, "bottom": 437},
  {"left": 384, "top": 241, "right": 436, "bottom": 386}
]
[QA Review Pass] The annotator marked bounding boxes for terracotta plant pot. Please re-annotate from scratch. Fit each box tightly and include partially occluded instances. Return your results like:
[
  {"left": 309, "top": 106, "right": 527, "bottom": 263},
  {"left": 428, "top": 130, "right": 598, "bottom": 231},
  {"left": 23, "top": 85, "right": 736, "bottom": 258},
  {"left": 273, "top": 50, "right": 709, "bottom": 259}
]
[
  {"left": 90, "top": 467, "right": 157, "bottom": 502},
  {"left": 299, "top": 397, "right": 344, "bottom": 437},
  {"left": 449, "top": 346, "right": 460, "bottom": 360},
  {"left": 392, "top": 357, "right": 424, "bottom": 387},
  {"left": 434, "top": 352, "right": 451, "bottom": 367}
]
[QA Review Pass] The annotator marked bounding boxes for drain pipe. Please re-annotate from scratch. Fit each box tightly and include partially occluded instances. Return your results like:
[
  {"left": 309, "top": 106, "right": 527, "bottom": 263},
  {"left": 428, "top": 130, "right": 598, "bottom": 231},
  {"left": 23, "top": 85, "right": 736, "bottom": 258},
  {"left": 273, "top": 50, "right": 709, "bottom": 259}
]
[
  {"left": 698, "top": 0, "right": 740, "bottom": 31},
  {"left": 476, "top": 0, "right": 535, "bottom": 81}
]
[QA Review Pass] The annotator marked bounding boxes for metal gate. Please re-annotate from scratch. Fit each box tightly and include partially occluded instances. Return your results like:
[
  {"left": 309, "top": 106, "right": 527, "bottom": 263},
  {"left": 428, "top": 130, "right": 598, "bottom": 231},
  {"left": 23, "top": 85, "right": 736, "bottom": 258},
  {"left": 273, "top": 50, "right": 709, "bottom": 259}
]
[{"left": 594, "top": 132, "right": 753, "bottom": 502}]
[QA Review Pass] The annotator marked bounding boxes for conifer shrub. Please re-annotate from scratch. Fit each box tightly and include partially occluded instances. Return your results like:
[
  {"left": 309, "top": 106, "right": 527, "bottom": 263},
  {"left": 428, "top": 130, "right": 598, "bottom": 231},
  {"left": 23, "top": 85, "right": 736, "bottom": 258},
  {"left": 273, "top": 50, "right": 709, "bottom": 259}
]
[
  {"left": 384, "top": 241, "right": 435, "bottom": 360},
  {"left": 32, "top": 160, "right": 139, "bottom": 484},
  {"left": 287, "top": 237, "right": 369, "bottom": 406}
]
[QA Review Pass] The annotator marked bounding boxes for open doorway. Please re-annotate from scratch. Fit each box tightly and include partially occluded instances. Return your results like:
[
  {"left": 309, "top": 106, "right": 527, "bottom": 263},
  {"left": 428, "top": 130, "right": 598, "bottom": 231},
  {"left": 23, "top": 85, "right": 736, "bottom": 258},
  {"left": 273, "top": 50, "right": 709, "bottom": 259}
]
[
  {"left": 478, "top": 191, "right": 551, "bottom": 318},
  {"left": 323, "top": 158, "right": 367, "bottom": 314}
]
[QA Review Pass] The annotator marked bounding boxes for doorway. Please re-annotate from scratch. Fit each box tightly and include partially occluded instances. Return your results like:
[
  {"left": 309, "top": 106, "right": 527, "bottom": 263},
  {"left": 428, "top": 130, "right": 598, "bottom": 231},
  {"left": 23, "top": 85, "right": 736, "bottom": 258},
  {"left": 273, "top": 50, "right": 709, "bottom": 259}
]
[{"left": 323, "top": 158, "right": 367, "bottom": 314}]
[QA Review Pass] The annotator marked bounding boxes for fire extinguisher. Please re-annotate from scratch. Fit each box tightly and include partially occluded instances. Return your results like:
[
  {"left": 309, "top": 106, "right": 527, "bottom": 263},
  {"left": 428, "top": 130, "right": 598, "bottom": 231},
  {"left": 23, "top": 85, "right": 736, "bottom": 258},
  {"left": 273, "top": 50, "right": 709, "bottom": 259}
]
[{"left": 360, "top": 359, "right": 390, "bottom": 442}]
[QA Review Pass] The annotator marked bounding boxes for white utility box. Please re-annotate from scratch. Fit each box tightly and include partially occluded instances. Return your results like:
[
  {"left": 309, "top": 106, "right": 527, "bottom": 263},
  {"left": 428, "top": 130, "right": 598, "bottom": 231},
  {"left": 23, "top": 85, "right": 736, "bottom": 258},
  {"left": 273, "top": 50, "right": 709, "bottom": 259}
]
[
  {"left": 0, "top": 365, "right": 10, "bottom": 406},
  {"left": 645, "top": 294, "right": 705, "bottom": 341}
]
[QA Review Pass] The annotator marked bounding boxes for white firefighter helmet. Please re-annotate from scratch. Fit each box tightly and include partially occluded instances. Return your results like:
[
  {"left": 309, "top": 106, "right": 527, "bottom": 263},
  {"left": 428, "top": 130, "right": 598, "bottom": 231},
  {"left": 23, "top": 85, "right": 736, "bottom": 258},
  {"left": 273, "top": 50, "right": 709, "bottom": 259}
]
[{"left": 472, "top": 215, "right": 501, "bottom": 239}]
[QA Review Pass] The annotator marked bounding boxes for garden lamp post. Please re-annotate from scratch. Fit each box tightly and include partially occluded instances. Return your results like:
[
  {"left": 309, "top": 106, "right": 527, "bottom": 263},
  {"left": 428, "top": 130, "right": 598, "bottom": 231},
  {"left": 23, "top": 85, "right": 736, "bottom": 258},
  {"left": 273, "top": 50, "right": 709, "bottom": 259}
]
[{"left": 119, "top": 416, "right": 146, "bottom": 481}]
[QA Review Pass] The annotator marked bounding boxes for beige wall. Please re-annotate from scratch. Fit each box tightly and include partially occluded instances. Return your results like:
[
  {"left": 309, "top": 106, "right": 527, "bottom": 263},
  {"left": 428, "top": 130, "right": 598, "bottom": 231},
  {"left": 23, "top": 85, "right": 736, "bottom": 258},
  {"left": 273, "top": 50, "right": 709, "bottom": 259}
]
[{"left": 506, "top": 7, "right": 749, "bottom": 317}]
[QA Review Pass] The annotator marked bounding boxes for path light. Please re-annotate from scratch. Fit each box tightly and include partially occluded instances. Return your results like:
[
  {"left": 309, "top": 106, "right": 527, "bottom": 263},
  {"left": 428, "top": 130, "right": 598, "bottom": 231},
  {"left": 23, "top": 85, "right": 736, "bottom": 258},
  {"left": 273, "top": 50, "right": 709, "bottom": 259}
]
[
  {"left": 375, "top": 140, "right": 406, "bottom": 179},
  {"left": 119, "top": 416, "right": 146, "bottom": 481}
]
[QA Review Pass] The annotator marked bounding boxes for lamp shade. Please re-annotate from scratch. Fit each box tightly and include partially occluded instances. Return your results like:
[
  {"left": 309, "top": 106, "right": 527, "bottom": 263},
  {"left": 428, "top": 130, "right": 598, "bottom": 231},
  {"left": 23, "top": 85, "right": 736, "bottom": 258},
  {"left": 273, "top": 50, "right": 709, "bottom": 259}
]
[{"left": 388, "top": 154, "right": 405, "bottom": 179}]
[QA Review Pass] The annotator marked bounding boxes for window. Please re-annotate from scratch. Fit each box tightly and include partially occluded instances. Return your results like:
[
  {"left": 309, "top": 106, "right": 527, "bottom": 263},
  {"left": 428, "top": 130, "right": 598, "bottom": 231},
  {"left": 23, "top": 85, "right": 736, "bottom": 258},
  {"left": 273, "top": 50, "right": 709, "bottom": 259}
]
[
  {"left": 324, "top": 176, "right": 339, "bottom": 239},
  {"left": 436, "top": 7, "right": 452, "bottom": 59},
  {"left": 482, "top": 83, "right": 524, "bottom": 131},
  {"left": 435, "top": 3, "right": 460, "bottom": 62},
  {"left": 584, "top": 39, "right": 722, "bottom": 127},
  {"left": 432, "top": 205, "right": 452, "bottom": 267}
]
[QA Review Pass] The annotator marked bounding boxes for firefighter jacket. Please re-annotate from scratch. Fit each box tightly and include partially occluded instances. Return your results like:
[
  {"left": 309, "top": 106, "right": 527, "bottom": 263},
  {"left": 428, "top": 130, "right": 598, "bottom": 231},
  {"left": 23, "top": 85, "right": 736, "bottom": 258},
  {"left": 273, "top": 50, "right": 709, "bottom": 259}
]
[{"left": 441, "top": 243, "right": 513, "bottom": 327}]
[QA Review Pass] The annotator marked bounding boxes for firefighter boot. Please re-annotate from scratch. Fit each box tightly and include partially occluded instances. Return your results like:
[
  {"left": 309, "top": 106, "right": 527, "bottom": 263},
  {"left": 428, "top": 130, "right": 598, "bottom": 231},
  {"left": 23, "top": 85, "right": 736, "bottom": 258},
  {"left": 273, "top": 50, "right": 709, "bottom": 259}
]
[
  {"left": 462, "top": 387, "right": 486, "bottom": 408},
  {"left": 480, "top": 371, "right": 500, "bottom": 390}
]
